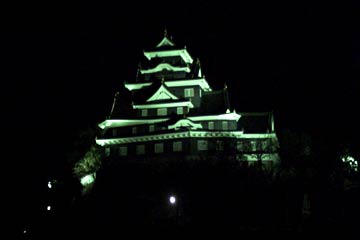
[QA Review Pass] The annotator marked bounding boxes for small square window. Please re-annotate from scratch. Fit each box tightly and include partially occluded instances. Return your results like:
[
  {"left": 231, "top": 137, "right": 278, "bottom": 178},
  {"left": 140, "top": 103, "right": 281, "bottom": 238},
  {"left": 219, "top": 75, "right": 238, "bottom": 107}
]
[
  {"left": 177, "top": 107, "right": 183, "bottom": 115},
  {"left": 197, "top": 140, "right": 208, "bottom": 151},
  {"left": 157, "top": 108, "right": 167, "bottom": 116},
  {"left": 154, "top": 143, "right": 164, "bottom": 153},
  {"left": 184, "top": 88, "right": 194, "bottom": 98},
  {"left": 173, "top": 141, "right": 182, "bottom": 152},
  {"left": 105, "top": 147, "right": 110, "bottom": 157},
  {"left": 119, "top": 146, "right": 127, "bottom": 156},
  {"left": 149, "top": 125, "right": 155, "bottom": 132},
  {"left": 250, "top": 141, "right": 257, "bottom": 151},
  {"left": 141, "top": 109, "right": 148, "bottom": 117},
  {"left": 136, "top": 145, "right": 145, "bottom": 155},
  {"left": 132, "top": 127, "right": 137, "bottom": 134},
  {"left": 261, "top": 140, "right": 269, "bottom": 151},
  {"left": 222, "top": 121, "right": 228, "bottom": 130},
  {"left": 237, "top": 141, "right": 244, "bottom": 151},
  {"left": 216, "top": 140, "right": 224, "bottom": 151},
  {"left": 208, "top": 121, "right": 214, "bottom": 130},
  {"left": 112, "top": 129, "right": 117, "bottom": 137}
]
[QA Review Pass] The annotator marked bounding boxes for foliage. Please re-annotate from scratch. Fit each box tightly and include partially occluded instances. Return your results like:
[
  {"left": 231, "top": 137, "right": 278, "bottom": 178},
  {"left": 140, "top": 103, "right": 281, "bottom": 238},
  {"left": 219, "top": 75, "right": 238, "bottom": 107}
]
[
  {"left": 66, "top": 126, "right": 99, "bottom": 166},
  {"left": 340, "top": 147, "right": 359, "bottom": 174},
  {"left": 73, "top": 145, "right": 102, "bottom": 179}
]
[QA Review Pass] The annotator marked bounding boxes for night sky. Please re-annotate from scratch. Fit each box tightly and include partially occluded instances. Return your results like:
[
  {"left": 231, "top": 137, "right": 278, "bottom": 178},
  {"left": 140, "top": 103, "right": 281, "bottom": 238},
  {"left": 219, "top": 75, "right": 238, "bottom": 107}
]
[{"left": 2, "top": 0, "right": 360, "bottom": 229}]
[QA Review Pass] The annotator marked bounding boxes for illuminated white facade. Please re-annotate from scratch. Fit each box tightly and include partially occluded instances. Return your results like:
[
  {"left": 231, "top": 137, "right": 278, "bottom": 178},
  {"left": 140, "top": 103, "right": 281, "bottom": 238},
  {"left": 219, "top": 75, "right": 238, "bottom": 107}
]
[{"left": 96, "top": 31, "right": 280, "bottom": 166}]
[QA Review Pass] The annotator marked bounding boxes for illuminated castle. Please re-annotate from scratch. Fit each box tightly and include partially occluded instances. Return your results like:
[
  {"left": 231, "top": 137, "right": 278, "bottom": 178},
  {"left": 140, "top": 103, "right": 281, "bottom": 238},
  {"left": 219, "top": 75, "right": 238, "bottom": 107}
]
[{"left": 96, "top": 31, "right": 280, "bottom": 166}]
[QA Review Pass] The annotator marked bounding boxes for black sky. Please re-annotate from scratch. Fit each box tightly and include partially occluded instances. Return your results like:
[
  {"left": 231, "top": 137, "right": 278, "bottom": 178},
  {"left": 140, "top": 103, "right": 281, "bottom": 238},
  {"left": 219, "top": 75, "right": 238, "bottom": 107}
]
[{"left": 2, "top": 1, "right": 360, "bottom": 217}]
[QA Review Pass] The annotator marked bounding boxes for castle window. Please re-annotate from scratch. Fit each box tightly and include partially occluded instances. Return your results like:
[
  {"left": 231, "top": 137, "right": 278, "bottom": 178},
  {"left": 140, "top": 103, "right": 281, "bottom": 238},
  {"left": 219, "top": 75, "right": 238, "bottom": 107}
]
[
  {"left": 216, "top": 140, "right": 224, "bottom": 151},
  {"left": 112, "top": 129, "right": 117, "bottom": 137},
  {"left": 222, "top": 121, "right": 228, "bottom": 130},
  {"left": 261, "top": 140, "right": 269, "bottom": 151},
  {"left": 177, "top": 107, "right": 183, "bottom": 115},
  {"left": 149, "top": 125, "right": 155, "bottom": 132},
  {"left": 105, "top": 147, "right": 110, "bottom": 157},
  {"left": 237, "top": 141, "right": 244, "bottom": 151},
  {"left": 208, "top": 121, "right": 214, "bottom": 130},
  {"left": 154, "top": 143, "right": 164, "bottom": 153},
  {"left": 184, "top": 88, "right": 194, "bottom": 98},
  {"left": 141, "top": 109, "right": 148, "bottom": 117},
  {"left": 250, "top": 141, "right": 257, "bottom": 151},
  {"left": 197, "top": 140, "right": 208, "bottom": 151},
  {"left": 132, "top": 127, "right": 137, "bottom": 134},
  {"left": 119, "top": 146, "right": 127, "bottom": 156},
  {"left": 173, "top": 141, "right": 182, "bottom": 152},
  {"left": 136, "top": 145, "right": 145, "bottom": 155},
  {"left": 157, "top": 108, "right": 167, "bottom": 116}
]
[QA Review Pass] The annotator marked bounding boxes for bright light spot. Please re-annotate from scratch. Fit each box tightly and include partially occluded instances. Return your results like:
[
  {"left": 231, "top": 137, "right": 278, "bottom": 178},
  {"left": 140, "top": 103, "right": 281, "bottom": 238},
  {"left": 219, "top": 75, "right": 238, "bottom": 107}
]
[
  {"left": 23, "top": 230, "right": 27, "bottom": 234},
  {"left": 47, "top": 206, "right": 51, "bottom": 211},
  {"left": 342, "top": 155, "right": 359, "bottom": 172},
  {"left": 169, "top": 196, "right": 176, "bottom": 204},
  {"left": 80, "top": 173, "right": 95, "bottom": 186},
  {"left": 48, "top": 181, "right": 52, "bottom": 189}
]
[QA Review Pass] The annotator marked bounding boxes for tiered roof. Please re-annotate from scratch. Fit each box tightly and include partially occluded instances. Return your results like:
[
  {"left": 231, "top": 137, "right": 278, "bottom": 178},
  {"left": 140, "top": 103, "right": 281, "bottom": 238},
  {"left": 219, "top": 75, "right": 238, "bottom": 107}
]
[
  {"left": 143, "top": 31, "right": 193, "bottom": 64},
  {"left": 103, "top": 31, "right": 275, "bottom": 136}
]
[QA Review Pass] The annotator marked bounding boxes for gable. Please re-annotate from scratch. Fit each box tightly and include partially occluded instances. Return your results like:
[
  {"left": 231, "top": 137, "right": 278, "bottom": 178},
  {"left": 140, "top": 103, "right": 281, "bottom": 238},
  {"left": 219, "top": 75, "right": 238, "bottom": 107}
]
[
  {"left": 140, "top": 63, "right": 191, "bottom": 74},
  {"left": 156, "top": 36, "right": 175, "bottom": 48},
  {"left": 146, "top": 84, "right": 179, "bottom": 102},
  {"left": 168, "top": 119, "right": 203, "bottom": 130}
]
